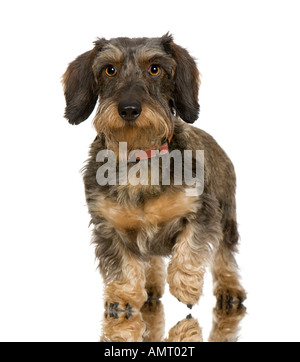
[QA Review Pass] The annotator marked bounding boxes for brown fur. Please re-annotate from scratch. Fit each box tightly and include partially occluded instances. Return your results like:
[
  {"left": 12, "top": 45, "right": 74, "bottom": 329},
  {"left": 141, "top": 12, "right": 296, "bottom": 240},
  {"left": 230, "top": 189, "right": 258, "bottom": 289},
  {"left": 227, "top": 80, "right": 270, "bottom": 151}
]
[
  {"left": 165, "top": 316, "right": 203, "bottom": 342},
  {"left": 167, "top": 223, "right": 211, "bottom": 306},
  {"left": 101, "top": 253, "right": 147, "bottom": 341},
  {"left": 94, "top": 191, "right": 198, "bottom": 230},
  {"left": 93, "top": 101, "right": 171, "bottom": 153},
  {"left": 62, "top": 34, "right": 246, "bottom": 342},
  {"left": 141, "top": 257, "right": 166, "bottom": 341},
  {"left": 209, "top": 302, "right": 246, "bottom": 342}
]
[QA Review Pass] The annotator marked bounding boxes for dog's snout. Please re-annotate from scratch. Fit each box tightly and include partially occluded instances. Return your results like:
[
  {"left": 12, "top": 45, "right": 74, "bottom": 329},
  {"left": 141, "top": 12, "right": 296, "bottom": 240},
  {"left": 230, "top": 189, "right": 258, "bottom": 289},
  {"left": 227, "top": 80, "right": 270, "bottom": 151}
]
[{"left": 118, "top": 100, "right": 142, "bottom": 122}]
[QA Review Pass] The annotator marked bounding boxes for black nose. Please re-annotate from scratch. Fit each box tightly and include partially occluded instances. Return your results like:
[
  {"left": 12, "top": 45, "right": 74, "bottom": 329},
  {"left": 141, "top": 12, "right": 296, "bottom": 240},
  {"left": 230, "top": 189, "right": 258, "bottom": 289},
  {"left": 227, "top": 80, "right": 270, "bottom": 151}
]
[{"left": 118, "top": 100, "right": 142, "bottom": 122}]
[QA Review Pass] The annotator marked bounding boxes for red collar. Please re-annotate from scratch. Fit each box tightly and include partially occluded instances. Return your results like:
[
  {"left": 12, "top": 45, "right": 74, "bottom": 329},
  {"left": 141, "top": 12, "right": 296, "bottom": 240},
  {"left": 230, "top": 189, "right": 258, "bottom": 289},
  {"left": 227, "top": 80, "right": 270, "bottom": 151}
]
[
  {"left": 103, "top": 132, "right": 174, "bottom": 160},
  {"left": 135, "top": 134, "right": 172, "bottom": 160}
]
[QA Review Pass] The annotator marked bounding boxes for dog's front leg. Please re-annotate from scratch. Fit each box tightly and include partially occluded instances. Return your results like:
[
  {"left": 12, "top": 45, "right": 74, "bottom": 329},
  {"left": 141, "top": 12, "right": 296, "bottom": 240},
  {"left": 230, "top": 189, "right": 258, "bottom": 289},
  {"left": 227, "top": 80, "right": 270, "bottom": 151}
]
[
  {"left": 167, "top": 213, "right": 222, "bottom": 307},
  {"left": 167, "top": 223, "right": 207, "bottom": 307},
  {"left": 101, "top": 254, "right": 148, "bottom": 342}
]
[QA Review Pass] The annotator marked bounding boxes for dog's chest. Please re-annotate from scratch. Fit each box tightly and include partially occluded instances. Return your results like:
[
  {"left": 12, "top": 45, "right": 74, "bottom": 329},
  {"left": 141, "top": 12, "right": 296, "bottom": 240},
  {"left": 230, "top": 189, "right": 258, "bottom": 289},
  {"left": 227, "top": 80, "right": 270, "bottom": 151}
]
[{"left": 95, "top": 190, "right": 197, "bottom": 231}]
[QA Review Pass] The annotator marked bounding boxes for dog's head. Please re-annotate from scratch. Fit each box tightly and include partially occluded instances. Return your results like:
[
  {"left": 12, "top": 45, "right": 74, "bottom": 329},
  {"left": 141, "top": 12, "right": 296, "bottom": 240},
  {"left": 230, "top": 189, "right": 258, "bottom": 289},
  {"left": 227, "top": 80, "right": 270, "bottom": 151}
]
[{"left": 62, "top": 34, "right": 200, "bottom": 150}]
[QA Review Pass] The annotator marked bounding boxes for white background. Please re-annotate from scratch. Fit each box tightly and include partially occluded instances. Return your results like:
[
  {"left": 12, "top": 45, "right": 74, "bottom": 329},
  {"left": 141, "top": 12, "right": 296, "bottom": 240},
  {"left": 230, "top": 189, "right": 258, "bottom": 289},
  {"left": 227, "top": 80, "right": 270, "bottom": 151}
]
[{"left": 0, "top": 0, "right": 300, "bottom": 342}]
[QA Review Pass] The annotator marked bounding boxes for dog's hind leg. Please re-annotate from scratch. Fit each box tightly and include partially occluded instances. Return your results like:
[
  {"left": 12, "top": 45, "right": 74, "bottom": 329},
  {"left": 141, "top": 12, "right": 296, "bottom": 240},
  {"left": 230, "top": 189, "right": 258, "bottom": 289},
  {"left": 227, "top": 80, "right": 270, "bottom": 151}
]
[
  {"left": 141, "top": 256, "right": 166, "bottom": 341},
  {"left": 209, "top": 217, "right": 246, "bottom": 342}
]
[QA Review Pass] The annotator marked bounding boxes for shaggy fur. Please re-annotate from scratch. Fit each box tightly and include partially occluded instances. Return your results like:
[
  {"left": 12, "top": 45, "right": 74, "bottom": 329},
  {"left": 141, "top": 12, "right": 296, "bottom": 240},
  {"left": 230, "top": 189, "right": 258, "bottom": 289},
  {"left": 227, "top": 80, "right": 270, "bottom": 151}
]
[{"left": 62, "top": 34, "right": 246, "bottom": 342}]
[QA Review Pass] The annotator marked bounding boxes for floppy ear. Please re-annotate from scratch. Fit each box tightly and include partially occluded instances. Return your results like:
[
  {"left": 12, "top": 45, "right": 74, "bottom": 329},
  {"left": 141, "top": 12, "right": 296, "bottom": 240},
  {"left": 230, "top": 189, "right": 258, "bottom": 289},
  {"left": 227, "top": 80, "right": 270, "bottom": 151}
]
[
  {"left": 62, "top": 46, "right": 99, "bottom": 125},
  {"left": 162, "top": 34, "right": 200, "bottom": 123}
]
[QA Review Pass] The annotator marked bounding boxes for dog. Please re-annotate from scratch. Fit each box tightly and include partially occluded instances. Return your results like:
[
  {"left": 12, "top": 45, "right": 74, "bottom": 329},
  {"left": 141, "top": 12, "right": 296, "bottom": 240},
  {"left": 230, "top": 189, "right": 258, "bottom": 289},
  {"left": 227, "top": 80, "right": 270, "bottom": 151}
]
[{"left": 62, "top": 34, "right": 246, "bottom": 342}]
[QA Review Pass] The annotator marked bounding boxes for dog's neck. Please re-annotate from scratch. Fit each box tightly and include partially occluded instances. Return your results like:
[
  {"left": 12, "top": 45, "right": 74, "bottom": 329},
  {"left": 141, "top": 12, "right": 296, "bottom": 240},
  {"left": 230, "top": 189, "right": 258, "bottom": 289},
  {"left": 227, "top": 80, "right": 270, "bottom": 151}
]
[
  {"left": 101, "top": 126, "right": 173, "bottom": 159},
  {"left": 103, "top": 126, "right": 173, "bottom": 155}
]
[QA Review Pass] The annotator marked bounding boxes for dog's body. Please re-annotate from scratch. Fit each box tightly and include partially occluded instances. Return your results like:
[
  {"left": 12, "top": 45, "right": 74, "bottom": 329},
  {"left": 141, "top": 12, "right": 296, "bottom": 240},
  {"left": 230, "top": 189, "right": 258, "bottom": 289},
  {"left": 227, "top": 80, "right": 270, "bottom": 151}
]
[{"left": 63, "top": 34, "right": 246, "bottom": 342}]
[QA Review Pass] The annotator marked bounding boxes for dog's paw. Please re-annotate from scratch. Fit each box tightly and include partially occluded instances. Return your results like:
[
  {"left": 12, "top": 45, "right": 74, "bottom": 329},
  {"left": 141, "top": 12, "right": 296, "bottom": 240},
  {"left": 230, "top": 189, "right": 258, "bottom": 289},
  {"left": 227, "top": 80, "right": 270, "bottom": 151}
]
[
  {"left": 165, "top": 315, "right": 203, "bottom": 342},
  {"left": 209, "top": 288, "right": 246, "bottom": 342},
  {"left": 102, "top": 307, "right": 146, "bottom": 342},
  {"left": 141, "top": 298, "right": 165, "bottom": 342},
  {"left": 144, "top": 291, "right": 162, "bottom": 308},
  {"left": 167, "top": 266, "right": 204, "bottom": 306},
  {"left": 215, "top": 287, "right": 246, "bottom": 316},
  {"left": 104, "top": 302, "right": 134, "bottom": 320}
]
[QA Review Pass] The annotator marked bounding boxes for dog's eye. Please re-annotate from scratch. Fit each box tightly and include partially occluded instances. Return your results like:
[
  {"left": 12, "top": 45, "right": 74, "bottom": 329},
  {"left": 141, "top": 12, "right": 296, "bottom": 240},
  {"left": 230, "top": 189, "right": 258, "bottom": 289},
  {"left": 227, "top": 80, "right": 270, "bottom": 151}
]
[
  {"left": 105, "top": 65, "right": 117, "bottom": 77},
  {"left": 148, "top": 64, "right": 161, "bottom": 77}
]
